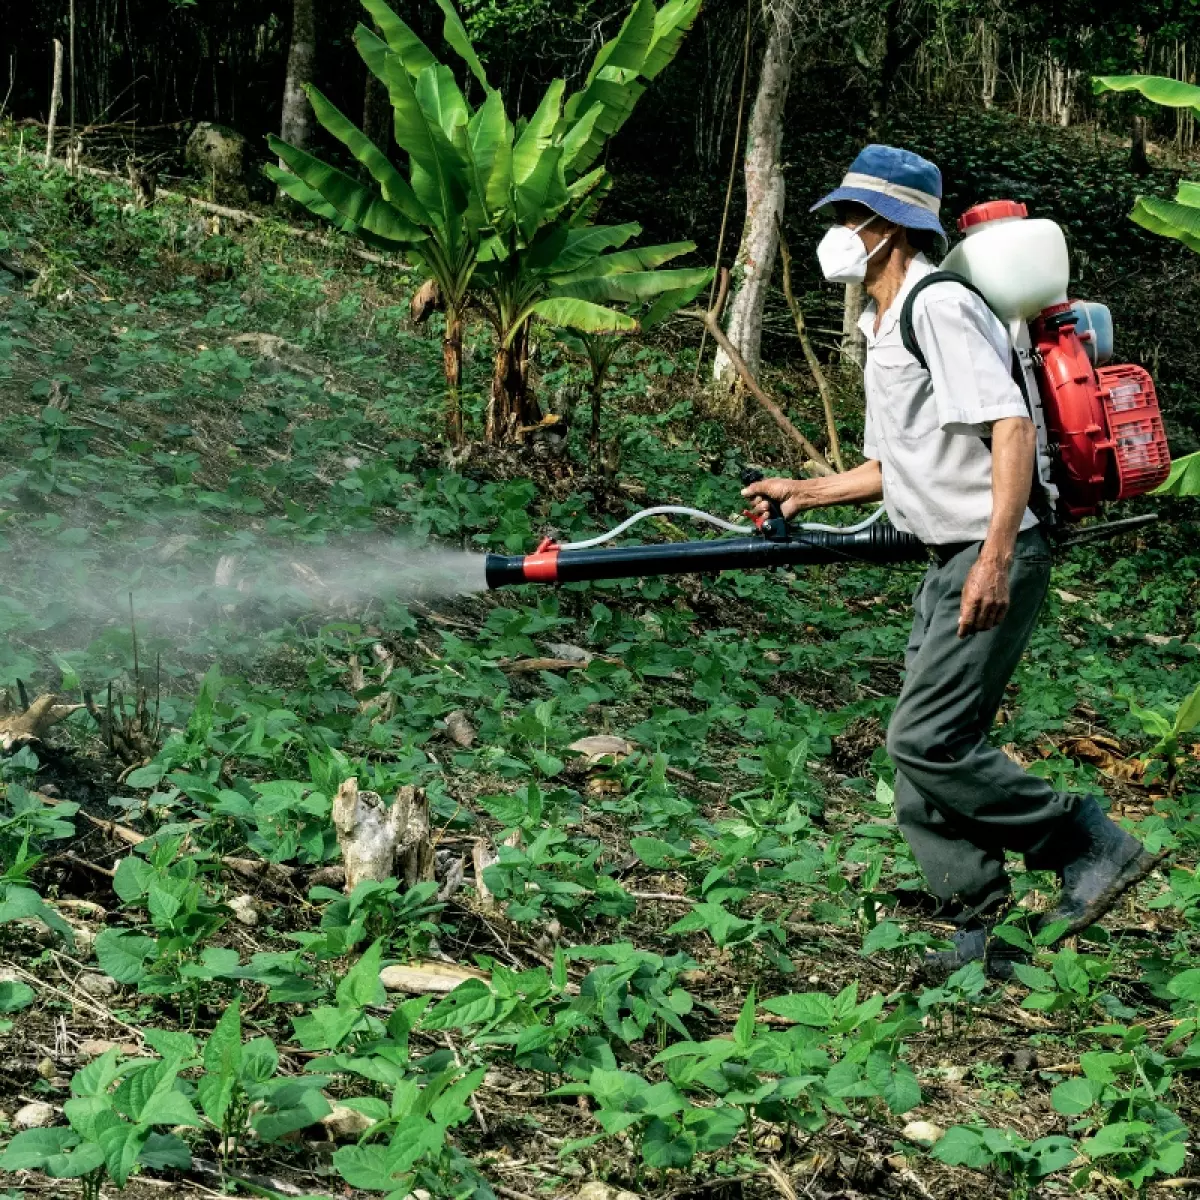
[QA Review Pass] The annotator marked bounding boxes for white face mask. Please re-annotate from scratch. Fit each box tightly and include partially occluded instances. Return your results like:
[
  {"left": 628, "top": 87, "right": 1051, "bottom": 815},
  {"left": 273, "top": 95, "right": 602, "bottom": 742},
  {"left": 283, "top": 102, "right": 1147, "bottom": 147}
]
[{"left": 816, "top": 215, "right": 892, "bottom": 284}]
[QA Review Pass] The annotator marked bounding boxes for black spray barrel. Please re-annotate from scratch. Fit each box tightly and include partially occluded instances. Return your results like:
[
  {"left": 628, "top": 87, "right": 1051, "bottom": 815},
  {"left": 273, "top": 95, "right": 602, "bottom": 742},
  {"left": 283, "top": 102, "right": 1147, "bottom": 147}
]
[{"left": 485, "top": 524, "right": 927, "bottom": 589}]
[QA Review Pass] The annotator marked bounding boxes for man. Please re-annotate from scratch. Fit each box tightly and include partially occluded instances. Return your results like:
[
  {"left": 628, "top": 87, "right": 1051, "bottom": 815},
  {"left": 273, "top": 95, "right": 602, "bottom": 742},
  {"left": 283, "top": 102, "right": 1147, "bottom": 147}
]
[{"left": 743, "top": 144, "right": 1159, "bottom": 977}]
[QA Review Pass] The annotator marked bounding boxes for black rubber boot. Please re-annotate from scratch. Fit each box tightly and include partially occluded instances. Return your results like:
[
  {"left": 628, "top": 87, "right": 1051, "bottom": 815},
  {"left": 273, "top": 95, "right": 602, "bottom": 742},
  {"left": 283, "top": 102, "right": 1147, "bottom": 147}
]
[
  {"left": 922, "top": 900, "right": 1027, "bottom": 982},
  {"left": 1036, "top": 797, "right": 1164, "bottom": 941}
]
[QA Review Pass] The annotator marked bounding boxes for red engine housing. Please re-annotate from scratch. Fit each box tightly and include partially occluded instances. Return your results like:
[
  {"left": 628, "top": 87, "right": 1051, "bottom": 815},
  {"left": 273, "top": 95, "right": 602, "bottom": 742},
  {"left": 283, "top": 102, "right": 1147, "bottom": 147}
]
[{"left": 1032, "top": 309, "right": 1170, "bottom": 521}]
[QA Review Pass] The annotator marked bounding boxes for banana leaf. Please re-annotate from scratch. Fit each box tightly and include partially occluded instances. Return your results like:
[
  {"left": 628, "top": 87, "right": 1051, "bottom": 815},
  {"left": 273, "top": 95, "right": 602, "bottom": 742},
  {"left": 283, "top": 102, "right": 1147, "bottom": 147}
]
[
  {"left": 1153, "top": 450, "right": 1200, "bottom": 497},
  {"left": 416, "top": 63, "right": 470, "bottom": 142},
  {"left": 359, "top": 0, "right": 438, "bottom": 76},
  {"left": 549, "top": 239, "right": 695, "bottom": 282},
  {"left": 431, "top": 0, "right": 489, "bottom": 90},
  {"left": 387, "top": 62, "right": 470, "bottom": 237},
  {"left": 1130, "top": 195, "right": 1200, "bottom": 253},
  {"left": 584, "top": 0, "right": 655, "bottom": 84},
  {"left": 463, "top": 88, "right": 513, "bottom": 231},
  {"left": 527, "top": 222, "right": 642, "bottom": 273},
  {"left": 640, "top": 273, "right": 710, "bottom": 329},
  {"left": 1094, "top": 74, "right": 1200, "bottom": 110},
  {"left": 515, "top": 144, "right": 568, "bottom": 243},
  {"left": 304, "top": 85, "right": 429, "bottom": 226},
  {"left": 642, "top": 0, "right": 704, "bottom": 80},
  {"left": 560, "top": 103, "right": 606, "bottom": 177},
  {"left": 525, "top": 297, "right": 639, "bottom": 335},
  {"left": 550, "top": 266, "right": 711, "bottom": 303},
  {"left": 268, "top": 137, "right": 426, "bottom": 245},
  {"left": 562, "top": 75, "right": 646, "bottom": 175},
  {"left": 513, "top": 80, "right": 565, "bottom": 187},
  {"left": 1175, "top": 180, "right": 1200, "bottom": 207}
]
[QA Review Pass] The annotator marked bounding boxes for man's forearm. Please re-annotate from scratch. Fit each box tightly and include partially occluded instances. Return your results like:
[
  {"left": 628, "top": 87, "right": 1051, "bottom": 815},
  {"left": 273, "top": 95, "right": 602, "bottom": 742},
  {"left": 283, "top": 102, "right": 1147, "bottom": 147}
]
[
  {"left": 801, "top": 459, "right": 883, "bottom": 507},
  {"left": 982, "top": 417, "right": 1035, "bottom": 562}
]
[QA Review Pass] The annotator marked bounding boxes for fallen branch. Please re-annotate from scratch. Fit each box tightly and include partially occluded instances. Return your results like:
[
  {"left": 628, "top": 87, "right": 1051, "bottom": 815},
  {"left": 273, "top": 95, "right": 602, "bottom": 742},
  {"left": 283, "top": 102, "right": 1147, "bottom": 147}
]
[
  {"left": 682, "top": 270, "right": 834, "bottom": 475},
  {"left": 67, "top": 163, "right": 404, "bottom": 268},
  {"left": 0, "top": 693, "right": 84, "bottom": 751},
  {"left": 778, "top": 221, "right": 844, "bottom": 472}
]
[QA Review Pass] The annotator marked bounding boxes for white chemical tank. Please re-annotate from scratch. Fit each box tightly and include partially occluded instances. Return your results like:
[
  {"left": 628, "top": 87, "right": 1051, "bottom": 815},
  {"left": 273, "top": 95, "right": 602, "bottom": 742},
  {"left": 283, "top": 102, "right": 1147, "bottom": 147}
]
[{"left": 940, "top": 200, "right": 1070, "bottom": 321}]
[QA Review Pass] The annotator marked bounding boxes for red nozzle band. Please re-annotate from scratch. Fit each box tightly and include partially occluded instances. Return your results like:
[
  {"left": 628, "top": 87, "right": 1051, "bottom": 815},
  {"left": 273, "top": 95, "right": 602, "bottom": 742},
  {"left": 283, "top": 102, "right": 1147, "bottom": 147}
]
[{"left": 523, "top": 537, "right": 560, "bottom": 583}]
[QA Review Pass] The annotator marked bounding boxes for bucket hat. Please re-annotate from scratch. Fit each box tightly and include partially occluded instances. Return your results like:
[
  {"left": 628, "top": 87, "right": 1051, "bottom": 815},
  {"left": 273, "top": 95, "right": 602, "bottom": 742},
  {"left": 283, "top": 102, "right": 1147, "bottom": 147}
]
[{"left": 811, "top": 144, "right": 947, "bottom": 249}]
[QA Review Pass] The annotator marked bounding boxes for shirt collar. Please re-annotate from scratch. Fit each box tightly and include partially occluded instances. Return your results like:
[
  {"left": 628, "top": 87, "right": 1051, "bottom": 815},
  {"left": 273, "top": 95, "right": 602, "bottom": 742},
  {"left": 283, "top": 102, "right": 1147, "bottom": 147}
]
[{"left": 858, "top": 253, "right": 935, "bottom": 345}]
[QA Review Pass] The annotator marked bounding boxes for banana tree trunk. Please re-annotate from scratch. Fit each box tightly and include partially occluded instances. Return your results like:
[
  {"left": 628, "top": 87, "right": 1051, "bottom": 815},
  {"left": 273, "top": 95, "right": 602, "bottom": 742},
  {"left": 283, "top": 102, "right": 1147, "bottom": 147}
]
[
  {"left": 486, "top": 322, "right": 539, "bottom": 444},
  {"left": 280, "top": 0, "right": 316, "bottom": 158},
  {"left": 443, "top": 307, "right": 464, "bottom": 447},
  {"left": 712, "top": 2, "right": 796, "bottom": 404}
]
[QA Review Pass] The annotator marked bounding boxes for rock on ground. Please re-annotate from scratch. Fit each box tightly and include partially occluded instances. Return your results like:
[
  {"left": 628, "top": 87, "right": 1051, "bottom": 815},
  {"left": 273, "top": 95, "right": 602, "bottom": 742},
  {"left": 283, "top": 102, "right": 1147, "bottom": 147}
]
[{"left": 14, "top": 1101, "right": 56, "bottom": 1129}]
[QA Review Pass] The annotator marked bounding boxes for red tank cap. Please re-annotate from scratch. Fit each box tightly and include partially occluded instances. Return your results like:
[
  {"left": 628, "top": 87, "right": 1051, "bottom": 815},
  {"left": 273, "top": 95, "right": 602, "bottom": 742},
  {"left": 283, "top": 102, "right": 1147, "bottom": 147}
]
[{"left": 958, "top": 200, "right": 1028, "bottom": 232}]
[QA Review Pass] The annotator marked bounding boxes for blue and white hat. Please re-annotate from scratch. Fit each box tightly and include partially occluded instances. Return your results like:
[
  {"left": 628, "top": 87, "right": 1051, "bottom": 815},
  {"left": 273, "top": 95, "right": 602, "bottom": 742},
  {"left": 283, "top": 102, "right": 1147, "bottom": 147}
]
[{"left": 810, "top": 144, "right": 947, "bottom": 249}]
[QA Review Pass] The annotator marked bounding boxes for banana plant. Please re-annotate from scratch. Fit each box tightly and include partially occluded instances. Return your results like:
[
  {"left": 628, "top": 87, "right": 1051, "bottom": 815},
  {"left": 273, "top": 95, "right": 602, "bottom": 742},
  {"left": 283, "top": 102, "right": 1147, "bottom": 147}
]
[
  {"left": 268, "top": 0, "right": 703, "bottom": 446},
  {"left": 475, "top": 228, "right": 710, "bottom": 442},
  {"left": 553, "top": 264, "right": 711, "bottom": 462}
]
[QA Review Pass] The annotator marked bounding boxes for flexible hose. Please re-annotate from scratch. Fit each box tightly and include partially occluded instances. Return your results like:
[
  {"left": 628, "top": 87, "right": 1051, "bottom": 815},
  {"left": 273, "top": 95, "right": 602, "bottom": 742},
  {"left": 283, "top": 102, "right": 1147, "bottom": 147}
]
[{"left": 557, "top": 503, "right": 888, "bottom": 550}]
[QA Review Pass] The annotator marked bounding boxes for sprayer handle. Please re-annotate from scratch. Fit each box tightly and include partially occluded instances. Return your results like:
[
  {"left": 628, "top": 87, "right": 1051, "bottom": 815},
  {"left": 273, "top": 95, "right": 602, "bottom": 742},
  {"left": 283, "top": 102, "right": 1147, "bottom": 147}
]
[{"left": 739, "top": 467, "right": 789, "bottom": 542}]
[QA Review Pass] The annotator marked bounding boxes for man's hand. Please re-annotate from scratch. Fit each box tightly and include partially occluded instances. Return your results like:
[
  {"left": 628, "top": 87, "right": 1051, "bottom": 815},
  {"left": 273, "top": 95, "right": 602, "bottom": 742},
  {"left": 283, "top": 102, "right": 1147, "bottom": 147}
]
[
  {"left": 740, "top": 477, "right": 812, "bottom": 520},
  {"left": 958, "top": 551, "right": 1011, "bottom": 637}
]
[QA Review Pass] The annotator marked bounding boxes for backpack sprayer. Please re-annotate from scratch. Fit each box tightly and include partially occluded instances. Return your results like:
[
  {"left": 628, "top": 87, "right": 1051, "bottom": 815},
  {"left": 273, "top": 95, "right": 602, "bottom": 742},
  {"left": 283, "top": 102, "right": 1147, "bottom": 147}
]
[{"left": 486, "top": 201, "right": 1171, "bottom": 591}]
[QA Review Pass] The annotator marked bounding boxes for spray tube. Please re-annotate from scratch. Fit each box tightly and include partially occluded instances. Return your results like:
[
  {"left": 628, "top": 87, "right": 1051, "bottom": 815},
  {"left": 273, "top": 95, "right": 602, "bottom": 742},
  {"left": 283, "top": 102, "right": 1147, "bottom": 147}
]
[{"left": 484, "top": 470, "right": 929, "bottom": 589}]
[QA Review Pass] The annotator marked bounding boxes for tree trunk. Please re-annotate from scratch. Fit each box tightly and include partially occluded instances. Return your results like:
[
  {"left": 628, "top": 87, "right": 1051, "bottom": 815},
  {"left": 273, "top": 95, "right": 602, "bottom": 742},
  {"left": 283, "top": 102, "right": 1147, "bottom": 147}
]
[
  {"left": 1130, "top": 114, "right": 1151, "bottom": 176},
  {"left": 279, "top": 0, "right": 316, "bottom": 158},
  {"left": 841, "top": 283, "right": 867, "bottom": 369},
  {"left": 44, "top": 39, "right": 64, "bottom": 170},
  {"left": 711, "top": 1, "right": 796, "bottom": 403},
  {"left": 444, "top": 307, "right": 464, "bottom": 447},
  {"left": 486, "top": 322, "right": 539, "bottom": 444},
  {"left": 589, "top": 376, "right": 604, "bottom": 464}
]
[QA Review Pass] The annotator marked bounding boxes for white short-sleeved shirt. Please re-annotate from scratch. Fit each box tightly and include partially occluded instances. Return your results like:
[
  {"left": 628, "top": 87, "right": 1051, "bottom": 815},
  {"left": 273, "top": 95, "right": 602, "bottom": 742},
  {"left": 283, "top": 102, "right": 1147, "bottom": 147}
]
[{"left": 861, "top": 254, "right": 1038, "bottom": 545}]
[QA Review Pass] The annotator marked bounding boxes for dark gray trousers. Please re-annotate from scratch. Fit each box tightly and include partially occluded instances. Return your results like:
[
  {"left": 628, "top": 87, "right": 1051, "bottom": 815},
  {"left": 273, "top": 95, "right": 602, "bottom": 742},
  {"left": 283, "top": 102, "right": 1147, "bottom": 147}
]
[{"left": 888, "top": 526, "right": 1075, "bottom": 910}]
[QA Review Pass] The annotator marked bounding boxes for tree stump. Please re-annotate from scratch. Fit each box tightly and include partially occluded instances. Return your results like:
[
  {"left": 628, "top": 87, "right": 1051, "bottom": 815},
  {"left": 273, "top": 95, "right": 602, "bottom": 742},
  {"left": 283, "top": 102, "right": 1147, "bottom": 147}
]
[{"left": 331, "top": 779, "right": 434, "bottom": 894}]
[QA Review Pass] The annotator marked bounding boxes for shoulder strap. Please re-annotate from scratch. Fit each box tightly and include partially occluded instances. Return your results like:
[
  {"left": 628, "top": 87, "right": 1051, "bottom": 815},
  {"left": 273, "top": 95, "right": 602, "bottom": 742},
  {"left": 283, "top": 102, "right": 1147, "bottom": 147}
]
[{"left": 898, "top": 270, "right": 992, "bottom": 372}]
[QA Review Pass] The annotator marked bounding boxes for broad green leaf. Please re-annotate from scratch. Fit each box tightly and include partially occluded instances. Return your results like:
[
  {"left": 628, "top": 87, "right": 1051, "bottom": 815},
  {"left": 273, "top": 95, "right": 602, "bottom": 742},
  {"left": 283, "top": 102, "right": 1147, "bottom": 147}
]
[
  {"left": 1168, "top": 968, "right": 1200, "bottom": 1001},
  {"left": 253, "top": 1084, "right": 331, "bottom": 1141},
  {"left": 94, "top": 928, "right": 156, "bottom": 984},
  {"left": 643, "top": 0, "right": 704, "bottom": 80},
  {"left": 1094, "top": 73, "right": 1200, "bottom": 108},
  {"left": 529, "top": 222, "right": 641, "bottom": 274},
  {"left": 423, "top": 978, "right": 497, "bottom": 1031},
  {"left": 0, "top": 979, "right": 35, "bottom": 1012},
  {"left": 550, "top": 238, "right": 693, "bottom": 281},
  {"left": 0, "top": 1128, "right": 80, "bottom": 1171},
  {"left": 761, "top": 992, "right": 835, "bottom": 1027},
  {"left": 733, "top": 989, "right": 756, "bottom": 1048},
  {"left": 866, "top": 1050, "right": 921, "bottom": 1114},
  {"left": 0, "top": 885, "right": 74, "bottom": 944},
  {"left": 931, "top": 1126, "right": 989, "bottom": 1168},
  {"left": 141, "top": 1028, "right": 198, "bottom": 1064},
  {"left": 115, "top": 1059, "right": 202, "bottom": 1127},
  {"left": 416, "top": 63, "right": 469, "bottom": 142},
  {"left": 359, "top": 0, "right": 438, "bottom": 75},
  {"left": 1173, "top": 682, "right": 1200, "bottom": 735},
  {"left": 113, "top": 856, "right": 157, "bottom": 903},
  {"left": 513, "top": 80, "right": 565, "bottom": 187},
  {"left": 432, "top": 0, "right": 488, "bottom": 89},
  {"left": 197, "top": 1074, "right": 237, "bottom": 1129},
  {"left": 526, "top": 298, "right": 637, "bottom": 336},
  {"left": 304, "top": 85, "right": 429, "bottom": 225},
  {"left": 98, "top": 1118, "right": 150, "bottom": 1188},
  {"left": 641, "top": 1116, "right": 696, "bottom": 1168},
  {"left": 203, "top": 998, "right": 243, "bottom": 1082},
  {"left": 335, "top": 938, "right": 386, "bottom": 1009},
  {"left": 1154, "top": 450, "right": 1200, "bottom": 497},
  {"left": 562, "top": 76, "right": 646, "bottom": 175},
  {"left": 269, "top": 137, "right": 424, "bottom": 245},
  {"left": 585, "top": 0, "right": 655, "bottom": 82},
  {"left": 1130, "top": 196, "right": 1200, "bottom": 254},
  {"left": 641, "top": 276, "right": 709, "bottom": 330},
  {"left": 137, "top": 1132, "right": 191, "bottom": 1171},
  {"left": 1051, "top": 1076, "right": 1099, "bottom": 1115},
  {"left": 552, "top": 266, "right": 712, "bottom": 304},
  {"left": 560, "top": 102, "right": 605, "bottom": 175},
  {"left": 465, "top": 88, "right": 512, "bottom": 224},
  {"left": 384, "top": 62, "right": 470, "bottom": 237}
]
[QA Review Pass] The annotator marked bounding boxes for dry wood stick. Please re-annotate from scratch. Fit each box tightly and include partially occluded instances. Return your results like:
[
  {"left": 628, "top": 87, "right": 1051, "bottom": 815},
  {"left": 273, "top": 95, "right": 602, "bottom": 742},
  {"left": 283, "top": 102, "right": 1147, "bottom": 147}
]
[
  {"left": 778, "top": 220, "right": 845, "bottom": 471},
  {"left": 683, "top": 270, "right": 835, "bottom": 475}
]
